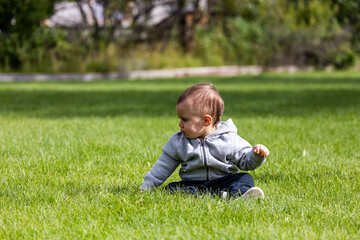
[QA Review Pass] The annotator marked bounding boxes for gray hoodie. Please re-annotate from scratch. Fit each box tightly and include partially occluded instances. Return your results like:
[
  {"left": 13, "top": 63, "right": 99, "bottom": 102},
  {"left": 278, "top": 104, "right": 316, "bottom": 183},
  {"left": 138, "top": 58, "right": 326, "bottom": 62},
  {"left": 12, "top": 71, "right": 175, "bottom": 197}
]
[{"left": 140, "top": 119, "right": 266, "bottom": 190}]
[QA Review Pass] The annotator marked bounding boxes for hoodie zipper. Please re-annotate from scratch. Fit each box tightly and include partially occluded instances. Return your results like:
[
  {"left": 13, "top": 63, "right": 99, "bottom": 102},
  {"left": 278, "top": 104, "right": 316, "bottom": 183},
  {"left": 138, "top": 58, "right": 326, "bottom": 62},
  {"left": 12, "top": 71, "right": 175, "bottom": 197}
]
[{"left": 201, "top": 140, "right": 209, "bottom": 181}]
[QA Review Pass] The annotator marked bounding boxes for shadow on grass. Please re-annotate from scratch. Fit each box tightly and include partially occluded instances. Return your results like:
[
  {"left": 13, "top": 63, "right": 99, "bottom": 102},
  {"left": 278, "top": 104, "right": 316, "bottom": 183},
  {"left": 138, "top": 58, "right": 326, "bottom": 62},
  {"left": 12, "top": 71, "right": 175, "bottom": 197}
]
[{"left": 0, "top": 75, "right": 359, "bottom": 118}]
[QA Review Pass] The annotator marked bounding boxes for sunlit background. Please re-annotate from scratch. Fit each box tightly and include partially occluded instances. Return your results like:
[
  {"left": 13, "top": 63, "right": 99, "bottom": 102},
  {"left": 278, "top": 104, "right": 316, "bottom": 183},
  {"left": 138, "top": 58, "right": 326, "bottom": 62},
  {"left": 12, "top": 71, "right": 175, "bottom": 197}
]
[{"left": 0, "top": 0, "right": 359, "bottom": 73}]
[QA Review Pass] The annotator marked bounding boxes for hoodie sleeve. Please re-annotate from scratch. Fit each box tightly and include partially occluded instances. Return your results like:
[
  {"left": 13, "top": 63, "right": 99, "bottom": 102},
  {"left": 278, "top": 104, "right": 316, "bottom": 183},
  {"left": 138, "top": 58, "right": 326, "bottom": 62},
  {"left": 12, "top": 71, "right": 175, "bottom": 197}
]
[
  {"left": 140, "top": 134, "right": 181, "bottom": 191},
  {"left": 231, "top": 134, "right": 266, "bottom": 171}
]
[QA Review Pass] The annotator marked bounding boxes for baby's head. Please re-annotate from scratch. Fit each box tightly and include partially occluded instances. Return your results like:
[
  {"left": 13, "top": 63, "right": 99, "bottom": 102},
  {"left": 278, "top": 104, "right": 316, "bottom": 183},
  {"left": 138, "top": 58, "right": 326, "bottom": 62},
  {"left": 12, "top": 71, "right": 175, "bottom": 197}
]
[
  {"left": 176, "top": 83, "right": 224, "bottom": 139},
  {"left": 177, "top": 83, "right": 224, "bottom": 124}
]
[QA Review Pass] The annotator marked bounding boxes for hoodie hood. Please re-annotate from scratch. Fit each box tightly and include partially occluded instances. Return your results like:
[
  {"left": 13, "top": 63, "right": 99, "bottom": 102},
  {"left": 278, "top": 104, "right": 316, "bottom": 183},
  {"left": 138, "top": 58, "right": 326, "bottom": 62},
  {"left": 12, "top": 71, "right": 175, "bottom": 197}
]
[{"left": 207, "top": 118, "right": 237, "bottom": 139}]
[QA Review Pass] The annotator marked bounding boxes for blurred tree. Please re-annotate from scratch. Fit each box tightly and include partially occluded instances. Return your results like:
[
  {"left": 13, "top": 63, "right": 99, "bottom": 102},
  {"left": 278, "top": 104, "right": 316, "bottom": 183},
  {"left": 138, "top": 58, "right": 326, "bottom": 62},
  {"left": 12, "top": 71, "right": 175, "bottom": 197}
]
[
  {"left": 331, "top": 0, "right": 360, "bottom": 49},
  {"left": 0, "top": 0, "right": 358, "bottom": 72},
  {"left": 101, "top": 0, "right": 204, "bottom": 53},
  {"left": 0, "top": 0, "right": 56, "bottom": 68}
]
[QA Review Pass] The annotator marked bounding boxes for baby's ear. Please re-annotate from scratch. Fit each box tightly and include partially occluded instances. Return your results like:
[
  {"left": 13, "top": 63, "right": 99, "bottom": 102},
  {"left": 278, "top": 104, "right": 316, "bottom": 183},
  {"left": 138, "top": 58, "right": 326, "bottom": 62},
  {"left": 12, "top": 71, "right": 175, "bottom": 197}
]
[{"left": 204, "top": 115, "right": 213, "bottom": 126}]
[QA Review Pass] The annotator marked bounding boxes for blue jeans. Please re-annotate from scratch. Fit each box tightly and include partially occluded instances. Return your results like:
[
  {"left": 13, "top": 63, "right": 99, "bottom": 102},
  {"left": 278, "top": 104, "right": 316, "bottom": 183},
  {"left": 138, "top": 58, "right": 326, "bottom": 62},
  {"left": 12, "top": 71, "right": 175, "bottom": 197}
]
[{"left": 165, "top": 173, "right": 254, "bottom": 198}]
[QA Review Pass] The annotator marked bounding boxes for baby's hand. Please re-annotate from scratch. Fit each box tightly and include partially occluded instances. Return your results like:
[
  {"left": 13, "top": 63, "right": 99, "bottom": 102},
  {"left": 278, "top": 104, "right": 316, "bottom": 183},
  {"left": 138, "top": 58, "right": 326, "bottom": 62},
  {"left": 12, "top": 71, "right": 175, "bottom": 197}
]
[{"left": 253, "top": 144, "right": 270, "bottom": 158}]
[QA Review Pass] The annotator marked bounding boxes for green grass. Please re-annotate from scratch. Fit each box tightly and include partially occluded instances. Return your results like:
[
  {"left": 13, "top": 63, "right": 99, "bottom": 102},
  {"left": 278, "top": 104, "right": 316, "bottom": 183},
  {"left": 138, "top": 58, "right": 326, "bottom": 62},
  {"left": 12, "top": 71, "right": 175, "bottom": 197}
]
[{"left": 0, "top": 71, "right": 359, "bottom": 239}]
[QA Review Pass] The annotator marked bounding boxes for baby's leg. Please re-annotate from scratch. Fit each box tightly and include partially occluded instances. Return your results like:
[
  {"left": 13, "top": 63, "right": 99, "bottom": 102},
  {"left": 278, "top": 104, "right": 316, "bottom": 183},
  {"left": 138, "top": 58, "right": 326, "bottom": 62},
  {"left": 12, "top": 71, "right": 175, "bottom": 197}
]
[
  {"left": 203, "top": 173, "right": 255, "bottom": 198},
  {"left": 165, "top": 180, "right": 207, "bottom": 196},
  {"left": 165, "top": 173, "right": 255, "bottom": 198},
  {"left": 226, "top": 173, "right": 255, "bottom": 197}
]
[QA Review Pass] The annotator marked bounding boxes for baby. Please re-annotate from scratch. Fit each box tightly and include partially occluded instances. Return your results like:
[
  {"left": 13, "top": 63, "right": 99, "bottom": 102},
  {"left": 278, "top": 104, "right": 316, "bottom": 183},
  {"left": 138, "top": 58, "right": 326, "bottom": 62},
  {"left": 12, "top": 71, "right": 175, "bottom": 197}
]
[{"left": 140, "top": 83, "right": 269, "bottom": 199}]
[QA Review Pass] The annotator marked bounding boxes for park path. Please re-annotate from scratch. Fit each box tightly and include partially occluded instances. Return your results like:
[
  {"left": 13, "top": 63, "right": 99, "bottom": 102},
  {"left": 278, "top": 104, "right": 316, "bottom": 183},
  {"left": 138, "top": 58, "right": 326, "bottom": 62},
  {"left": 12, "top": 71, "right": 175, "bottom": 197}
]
[{"left": 0, "top": 65, "right": 313, "bottom": 82}]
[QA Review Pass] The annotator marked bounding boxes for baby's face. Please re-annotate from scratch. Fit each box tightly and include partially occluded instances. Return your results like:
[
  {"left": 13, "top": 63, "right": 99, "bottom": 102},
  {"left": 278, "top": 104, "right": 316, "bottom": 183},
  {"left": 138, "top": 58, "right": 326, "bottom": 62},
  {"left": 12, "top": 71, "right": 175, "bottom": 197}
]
[{"left": 176, "top": 98, "right": 207, "bottom": 140}]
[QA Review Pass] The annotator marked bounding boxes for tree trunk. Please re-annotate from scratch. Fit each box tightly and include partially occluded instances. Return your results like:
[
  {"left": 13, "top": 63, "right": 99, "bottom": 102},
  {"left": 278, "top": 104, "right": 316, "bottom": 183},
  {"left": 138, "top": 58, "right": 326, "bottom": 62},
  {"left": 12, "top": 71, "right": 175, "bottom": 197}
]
[
  {"left": 178, "top": 0, "right": 201, "bottom": 53},
  {"left": 76, "top": 0, "right": 88, "bottom": 27},
  {"left": 87, "top": 0, "right": 100, "bottom": 40}
]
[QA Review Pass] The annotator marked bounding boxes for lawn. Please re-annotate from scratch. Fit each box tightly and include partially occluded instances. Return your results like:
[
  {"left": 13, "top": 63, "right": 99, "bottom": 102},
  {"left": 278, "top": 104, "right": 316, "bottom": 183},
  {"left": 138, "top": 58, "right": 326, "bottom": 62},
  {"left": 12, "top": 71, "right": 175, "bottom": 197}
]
[{"left": 0, "top": 72, "right": 359, "bottom": 239}]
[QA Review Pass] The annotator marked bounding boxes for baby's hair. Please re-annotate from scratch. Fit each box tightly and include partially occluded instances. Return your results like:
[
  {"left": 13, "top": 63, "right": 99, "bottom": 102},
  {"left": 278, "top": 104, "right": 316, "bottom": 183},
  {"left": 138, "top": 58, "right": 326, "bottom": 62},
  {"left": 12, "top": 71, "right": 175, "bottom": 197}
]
[{"left": 177, "top": 83, "right": 224, "bottom": 125}]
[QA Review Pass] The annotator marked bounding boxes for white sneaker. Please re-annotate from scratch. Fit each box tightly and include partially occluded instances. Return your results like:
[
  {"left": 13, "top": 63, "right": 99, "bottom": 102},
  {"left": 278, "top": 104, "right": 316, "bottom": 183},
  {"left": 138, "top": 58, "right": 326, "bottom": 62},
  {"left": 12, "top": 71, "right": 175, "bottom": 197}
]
[
  {"left": 240, "top": 187, "right": 265, "bottom": 200},
  {"left": 221, "top": 191, "right": 228, "bottom": 199}
]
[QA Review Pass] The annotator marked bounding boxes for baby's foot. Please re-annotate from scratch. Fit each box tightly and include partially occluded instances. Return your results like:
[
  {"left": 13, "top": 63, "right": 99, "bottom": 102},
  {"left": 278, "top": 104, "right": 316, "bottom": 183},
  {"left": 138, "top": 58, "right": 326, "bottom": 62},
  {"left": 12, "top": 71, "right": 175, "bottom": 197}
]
[{"left": 237, "top": 187, "right": 265, "bottom": 200}]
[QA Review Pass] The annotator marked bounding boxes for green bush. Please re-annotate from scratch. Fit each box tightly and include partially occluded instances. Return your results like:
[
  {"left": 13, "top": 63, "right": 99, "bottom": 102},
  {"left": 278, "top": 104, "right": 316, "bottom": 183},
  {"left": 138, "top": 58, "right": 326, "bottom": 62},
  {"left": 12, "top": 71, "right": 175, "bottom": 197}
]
[
  {"left": 16, "top": 27, "right": 73, "bottom": 72},
  {"left": 194, "top": 17, "right": 263, "bottom": 66},
  {"left": 0, "top": 0, "right": 56, "bottom": 70},
  {"left": 255, "top": 0, "right": 356, "bottom": 69},
  {"left": 192, "top": 0, "right": 357, "bottom": 69},
  {"left": 331, "top": 45, "right": 357, "bottom": 69}
]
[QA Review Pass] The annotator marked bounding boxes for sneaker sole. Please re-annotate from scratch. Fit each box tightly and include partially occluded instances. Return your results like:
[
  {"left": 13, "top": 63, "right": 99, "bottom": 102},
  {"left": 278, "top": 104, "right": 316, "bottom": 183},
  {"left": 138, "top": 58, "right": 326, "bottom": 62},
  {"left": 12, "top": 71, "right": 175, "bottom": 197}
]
[{"left": 236, "top": 187, "right": 265, "bottom": 200}]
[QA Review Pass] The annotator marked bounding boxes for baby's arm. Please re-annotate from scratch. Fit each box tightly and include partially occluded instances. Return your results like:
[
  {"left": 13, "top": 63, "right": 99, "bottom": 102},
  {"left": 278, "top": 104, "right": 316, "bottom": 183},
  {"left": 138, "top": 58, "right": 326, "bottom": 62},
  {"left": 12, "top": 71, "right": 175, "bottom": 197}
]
[
  {"left": 141, "top": 133, "right": 183, "bottom": 191},
  {"left": 232, "top": 135, "right": 269, "bottom": 171},
  {"left": 140, "top": 152, "right": 180, "bottom": 191},
  {"left": 253, "top": 144, "right": 270, "bottom": 158}
]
